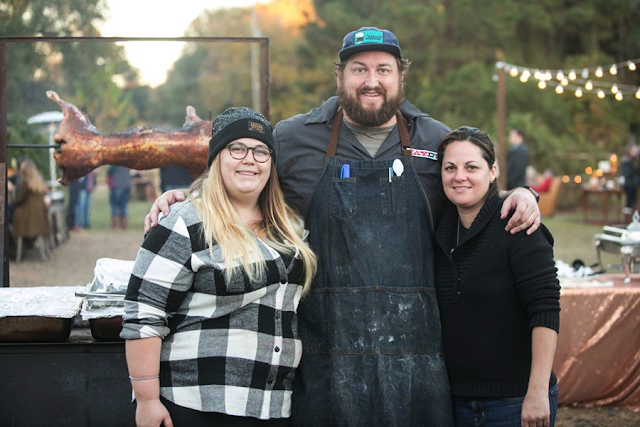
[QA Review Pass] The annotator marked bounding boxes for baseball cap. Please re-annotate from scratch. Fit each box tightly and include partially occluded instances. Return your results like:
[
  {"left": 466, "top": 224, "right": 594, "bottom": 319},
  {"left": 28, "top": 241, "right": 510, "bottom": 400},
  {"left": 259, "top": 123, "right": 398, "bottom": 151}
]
[{"left": 338, "top": 27, "right": 402, "bottom": 61}]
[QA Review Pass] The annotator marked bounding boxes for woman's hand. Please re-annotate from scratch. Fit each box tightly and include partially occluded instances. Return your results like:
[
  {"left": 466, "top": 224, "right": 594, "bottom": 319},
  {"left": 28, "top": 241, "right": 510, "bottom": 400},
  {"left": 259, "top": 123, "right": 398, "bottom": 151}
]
[
  {"left": 521, "top": 389, "right": 550, "bottom": 427},
  {"left": 135, "top": 399, "right": 173, "bottom": 427}
]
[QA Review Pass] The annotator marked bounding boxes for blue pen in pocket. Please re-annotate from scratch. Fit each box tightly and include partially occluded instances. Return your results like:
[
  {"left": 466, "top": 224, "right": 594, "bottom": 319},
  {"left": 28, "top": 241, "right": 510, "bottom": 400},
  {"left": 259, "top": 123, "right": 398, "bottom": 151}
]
[{"left": 340, "top": 164, "right": 350, "bottom": 179}]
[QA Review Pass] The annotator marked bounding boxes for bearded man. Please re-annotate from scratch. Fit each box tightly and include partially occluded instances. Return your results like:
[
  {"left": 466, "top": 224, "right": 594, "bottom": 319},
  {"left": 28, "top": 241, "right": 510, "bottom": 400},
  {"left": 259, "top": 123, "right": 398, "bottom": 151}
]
[{"left": 146, "top": 27, "right": 541, "bottom": 427}]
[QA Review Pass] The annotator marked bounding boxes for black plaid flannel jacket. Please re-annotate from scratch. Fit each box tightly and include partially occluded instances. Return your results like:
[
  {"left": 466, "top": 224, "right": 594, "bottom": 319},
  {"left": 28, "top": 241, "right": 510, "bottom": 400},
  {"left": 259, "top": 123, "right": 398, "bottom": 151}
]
[{"left": 121, "top": 200, "right": 305, "bottom": 419}]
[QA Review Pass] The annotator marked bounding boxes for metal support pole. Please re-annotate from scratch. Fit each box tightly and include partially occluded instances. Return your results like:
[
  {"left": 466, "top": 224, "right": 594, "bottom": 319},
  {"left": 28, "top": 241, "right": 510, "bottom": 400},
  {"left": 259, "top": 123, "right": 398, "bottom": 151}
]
[
  {"left": 259, "top": 39, "right": 270, "bottom": 121},
  {"left": 0, "top": 41, "right": 8, "bottom": 286}
]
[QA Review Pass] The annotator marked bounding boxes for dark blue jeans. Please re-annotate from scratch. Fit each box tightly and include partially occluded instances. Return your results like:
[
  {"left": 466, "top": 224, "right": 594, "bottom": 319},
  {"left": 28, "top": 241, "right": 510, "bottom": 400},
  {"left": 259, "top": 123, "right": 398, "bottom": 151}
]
[
  {"left": 452, "top": 384, "right": 558, "bottom": 427},
  {"left": 109, "top": 187, "right": 130, "bottom": 217}
]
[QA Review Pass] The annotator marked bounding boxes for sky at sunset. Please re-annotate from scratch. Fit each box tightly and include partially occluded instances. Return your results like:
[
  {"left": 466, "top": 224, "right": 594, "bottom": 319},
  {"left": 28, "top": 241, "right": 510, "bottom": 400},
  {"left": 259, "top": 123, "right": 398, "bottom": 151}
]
[{"left": 100, "top": 0, "right": 257, "bottom": 86}]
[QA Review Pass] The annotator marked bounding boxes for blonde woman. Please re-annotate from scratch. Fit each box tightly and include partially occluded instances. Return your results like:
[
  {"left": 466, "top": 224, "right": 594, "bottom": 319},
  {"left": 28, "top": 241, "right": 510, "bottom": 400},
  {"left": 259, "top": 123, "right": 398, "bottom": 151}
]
[
  {"left": 12, "top": 158, "right": 50, "bottom": 245},
  {"left": 121, "top": 107, "right": 317, "bottom": 427}
]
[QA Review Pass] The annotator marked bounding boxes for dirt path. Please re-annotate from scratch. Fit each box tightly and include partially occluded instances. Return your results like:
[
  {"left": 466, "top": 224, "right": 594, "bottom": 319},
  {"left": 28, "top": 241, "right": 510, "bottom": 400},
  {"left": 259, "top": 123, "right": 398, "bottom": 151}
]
[
  {"left": 6, "top": 230, "right": 640, "bottom": 425},
  {"left": 9, "top": 229, "right": 144, "bottom": 287}
]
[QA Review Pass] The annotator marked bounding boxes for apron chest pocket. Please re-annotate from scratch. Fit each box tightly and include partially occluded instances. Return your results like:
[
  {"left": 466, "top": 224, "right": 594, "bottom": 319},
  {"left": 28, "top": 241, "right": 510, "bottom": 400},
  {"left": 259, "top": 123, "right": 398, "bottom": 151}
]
[
  {"left": 380, "top": 176, "right": 407, "bottom": 215},
  {"left": 331, "top": 177, "right": 357, "bottom": 220}
]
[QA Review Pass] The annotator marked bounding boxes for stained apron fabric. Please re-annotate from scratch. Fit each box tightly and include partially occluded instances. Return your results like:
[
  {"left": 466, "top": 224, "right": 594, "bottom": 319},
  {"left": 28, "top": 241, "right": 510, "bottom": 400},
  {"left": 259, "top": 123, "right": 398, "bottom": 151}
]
[{"left": 292, "top": 113, "right": 453, "bottom": 427}]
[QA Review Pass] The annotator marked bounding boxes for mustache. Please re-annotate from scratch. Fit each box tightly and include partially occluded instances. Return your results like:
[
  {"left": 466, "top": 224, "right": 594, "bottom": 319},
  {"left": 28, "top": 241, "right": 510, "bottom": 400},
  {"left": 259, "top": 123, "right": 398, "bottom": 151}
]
[{"left": 357, "top": 86, "right": 387, "bottom": 96}]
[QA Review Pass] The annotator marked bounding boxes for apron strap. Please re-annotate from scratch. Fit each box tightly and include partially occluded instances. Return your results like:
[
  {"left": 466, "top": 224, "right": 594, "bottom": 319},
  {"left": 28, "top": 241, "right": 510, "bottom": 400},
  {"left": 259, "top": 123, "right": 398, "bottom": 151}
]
[
  {"left": 327, "top": 109, "right": 412, "bottom": 158},
  {"left": 395, "top": 111, "right": 412, "bottom": 157},
  {"left": 327, "top": 109, "right": 343, "bottom": 158}
]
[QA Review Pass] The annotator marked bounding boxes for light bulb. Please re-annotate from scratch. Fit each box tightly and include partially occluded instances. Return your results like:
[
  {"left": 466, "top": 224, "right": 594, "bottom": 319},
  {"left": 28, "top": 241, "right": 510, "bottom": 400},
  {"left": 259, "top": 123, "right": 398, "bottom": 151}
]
[
  {"left": 597, "top": 90, "right": 605, "bottom": 98},
  {"left": 595, "top": 67, "right": 603, "bottom": 77},
  {"left": 556, "top": 71, "right": 564, "bottom": 80},
  {"left": 538, "top": 81, "right": 547, "bottom": 89},
  {"left": 581, "top": 68, "right": 589, "bottom": 79},
  {"left": 575, "top": 88, "right": 583, "bottom": 98},
  {"left": 636, "top": 89, "right": 640, "bottom": 99},
  {"left": 585, "top": 80, "right": 593, "bottom": 90},
  {"left": 615, "top": 92, "right": 623, "bottom": 101},
  {"left": 561, "top": 78, "right": 569, "bottom": 86},
  {"left": 555, "top": 86, "right": 564, "bottom": 94},
  {"left": 610, "top": 64, "right": 617, "bottom": 75},
  {"left": 520, "top": 74, "right": 529, "bottom": 83},
  {"left": 509, "top": 67, "right": 519, "bottom": 77},
  {"left": 629, "top": 61, "right": 637, "bottom": 71},
  {"left": 611, "top": 84, "right": 619, "bottom": 94},
  {"left": 569, "top": 70, "right": 577, "bottom": 80}
]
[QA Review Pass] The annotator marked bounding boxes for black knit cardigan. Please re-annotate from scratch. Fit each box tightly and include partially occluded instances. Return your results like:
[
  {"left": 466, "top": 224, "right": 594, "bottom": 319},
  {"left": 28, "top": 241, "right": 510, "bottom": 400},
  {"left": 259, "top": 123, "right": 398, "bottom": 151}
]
[{"left": 434, "top": 194, "right": 561, "bottom": 398}]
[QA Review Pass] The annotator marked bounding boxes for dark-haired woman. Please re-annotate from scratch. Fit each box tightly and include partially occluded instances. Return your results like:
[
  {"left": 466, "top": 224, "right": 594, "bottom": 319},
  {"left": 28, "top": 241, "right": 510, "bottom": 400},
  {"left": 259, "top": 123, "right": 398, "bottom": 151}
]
[{"left": 435, "top": 126, "right": 561, "bottom": 427}]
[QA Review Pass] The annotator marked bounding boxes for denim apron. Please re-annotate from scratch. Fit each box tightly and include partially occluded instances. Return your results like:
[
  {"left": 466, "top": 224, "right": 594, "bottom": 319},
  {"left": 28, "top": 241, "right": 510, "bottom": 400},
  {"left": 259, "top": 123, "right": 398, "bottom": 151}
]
[{"left": 292, "top": 111, "right": 453, "bottom": 427}]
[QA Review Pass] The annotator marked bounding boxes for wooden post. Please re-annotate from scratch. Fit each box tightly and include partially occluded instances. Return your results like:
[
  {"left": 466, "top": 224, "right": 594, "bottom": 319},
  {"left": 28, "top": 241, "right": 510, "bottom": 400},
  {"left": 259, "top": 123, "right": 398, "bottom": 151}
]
[{"left": 496, "top": 57, "right": 507, "bottom": 191}]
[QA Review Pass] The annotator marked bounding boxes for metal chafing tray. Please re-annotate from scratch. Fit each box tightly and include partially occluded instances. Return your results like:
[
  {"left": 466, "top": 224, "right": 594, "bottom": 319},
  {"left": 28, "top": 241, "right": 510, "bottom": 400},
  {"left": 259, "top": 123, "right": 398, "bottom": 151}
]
[{"left": 594, "top": 212, "right": 640, "bottom": 283}]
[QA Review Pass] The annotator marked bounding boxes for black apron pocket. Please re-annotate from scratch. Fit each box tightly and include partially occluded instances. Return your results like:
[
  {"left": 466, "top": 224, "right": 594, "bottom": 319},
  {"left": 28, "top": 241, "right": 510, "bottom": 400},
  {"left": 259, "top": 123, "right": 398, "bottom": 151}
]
[
  {"left": 379, "top": 176, "right": 407, "bottom": 216},
  {"left": 331, "top": 177, "right": 357, "bottom": 220}
]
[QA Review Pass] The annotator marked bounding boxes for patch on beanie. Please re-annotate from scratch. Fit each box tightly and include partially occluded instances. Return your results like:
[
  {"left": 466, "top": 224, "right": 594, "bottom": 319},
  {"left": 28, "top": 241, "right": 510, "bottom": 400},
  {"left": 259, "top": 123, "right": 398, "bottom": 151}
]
[
  {"left": 248, "top": 120, "right": 266, "bottom": 134},
  {"left": 354, "top": 30, "right": 383, "bottom": 45}
]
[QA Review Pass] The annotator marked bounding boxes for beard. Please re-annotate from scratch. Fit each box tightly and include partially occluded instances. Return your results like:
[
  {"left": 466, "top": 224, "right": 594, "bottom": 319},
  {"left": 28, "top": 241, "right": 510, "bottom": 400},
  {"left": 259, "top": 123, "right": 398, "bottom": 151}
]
[{"left": 337, "top": 79, "right": 405, "bottom": 128}]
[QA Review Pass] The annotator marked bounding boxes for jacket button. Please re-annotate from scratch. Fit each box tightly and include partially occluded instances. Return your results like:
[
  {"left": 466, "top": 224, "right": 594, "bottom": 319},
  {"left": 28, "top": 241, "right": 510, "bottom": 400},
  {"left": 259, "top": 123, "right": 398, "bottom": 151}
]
[
  {"left": 275, "top": 311, "right": 281, "bottom": 319},
  {"left": 274, "top": 346, "right": 280, "bottom": 353},
  {"left": 457, "top": 290, "right": 462, "bottom": 297},
  {"left": 267, "top": 377, "right": 274, "bottom": 385}
]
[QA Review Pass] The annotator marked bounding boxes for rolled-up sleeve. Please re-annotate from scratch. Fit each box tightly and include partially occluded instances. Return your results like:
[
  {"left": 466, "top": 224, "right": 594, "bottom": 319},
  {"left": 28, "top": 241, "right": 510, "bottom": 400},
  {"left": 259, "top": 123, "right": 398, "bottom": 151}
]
[
  {"left": 509, "top": 224, "right": 561, "bottom": 333},
  {"left": 120, "top": 210, "right": 194, "bottom": 340}
]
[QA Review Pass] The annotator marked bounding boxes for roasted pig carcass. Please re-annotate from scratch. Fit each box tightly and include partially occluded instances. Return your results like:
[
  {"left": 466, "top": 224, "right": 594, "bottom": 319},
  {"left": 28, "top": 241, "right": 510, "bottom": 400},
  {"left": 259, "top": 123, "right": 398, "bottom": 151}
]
[{"left": 47, "top": 91, "right": 211, "bottom": 185}]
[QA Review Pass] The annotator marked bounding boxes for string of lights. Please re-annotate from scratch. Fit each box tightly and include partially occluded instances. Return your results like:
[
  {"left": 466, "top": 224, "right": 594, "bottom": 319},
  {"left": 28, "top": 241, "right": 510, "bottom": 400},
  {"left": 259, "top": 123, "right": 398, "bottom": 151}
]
[{"left": 496, "top": 59, "right": 640, "bottom": 100}]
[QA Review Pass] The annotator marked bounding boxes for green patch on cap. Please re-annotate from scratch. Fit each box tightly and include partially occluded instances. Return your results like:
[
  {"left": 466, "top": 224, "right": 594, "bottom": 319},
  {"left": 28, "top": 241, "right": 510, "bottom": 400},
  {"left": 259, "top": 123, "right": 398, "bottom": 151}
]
[{"left": 354, "top": 30, "right": 384, "bottom": 46}]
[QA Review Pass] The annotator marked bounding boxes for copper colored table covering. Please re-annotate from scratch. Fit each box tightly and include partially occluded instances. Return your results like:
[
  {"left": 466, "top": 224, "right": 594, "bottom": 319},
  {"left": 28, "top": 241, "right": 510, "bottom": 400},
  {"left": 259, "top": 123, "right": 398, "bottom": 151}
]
[{"left": 554, "top": 275, "right": 640, "bottom": 411}]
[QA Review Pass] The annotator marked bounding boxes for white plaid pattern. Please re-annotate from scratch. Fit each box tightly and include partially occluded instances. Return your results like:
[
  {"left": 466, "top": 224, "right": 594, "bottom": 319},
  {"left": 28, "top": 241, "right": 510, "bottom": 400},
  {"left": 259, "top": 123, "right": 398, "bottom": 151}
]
[{"left": 121, "top": 200, "right": 305, "bottom": 419}]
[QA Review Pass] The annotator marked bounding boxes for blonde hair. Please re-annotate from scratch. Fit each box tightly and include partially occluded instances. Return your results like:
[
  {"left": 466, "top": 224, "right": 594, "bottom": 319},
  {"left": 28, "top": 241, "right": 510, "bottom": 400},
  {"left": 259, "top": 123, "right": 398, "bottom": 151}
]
[
  {"left": 19, "top": 159, "right": 48, "bottom": 194},
  {"left": 189, "top": 156, "right": 317, "bottom": 294}
]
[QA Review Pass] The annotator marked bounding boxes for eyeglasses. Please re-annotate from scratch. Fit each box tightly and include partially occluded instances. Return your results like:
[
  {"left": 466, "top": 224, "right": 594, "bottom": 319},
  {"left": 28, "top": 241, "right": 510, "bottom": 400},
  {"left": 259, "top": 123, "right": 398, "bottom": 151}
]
[{"left": 227, "top": 142, "right": 273, "bottom": 163}]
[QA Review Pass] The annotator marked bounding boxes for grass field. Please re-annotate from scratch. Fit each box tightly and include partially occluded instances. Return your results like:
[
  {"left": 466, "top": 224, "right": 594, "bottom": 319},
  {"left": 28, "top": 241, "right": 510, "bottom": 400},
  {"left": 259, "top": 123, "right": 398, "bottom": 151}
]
[{"left": 84, "top": 184, "right": 154, "bottom": 232}]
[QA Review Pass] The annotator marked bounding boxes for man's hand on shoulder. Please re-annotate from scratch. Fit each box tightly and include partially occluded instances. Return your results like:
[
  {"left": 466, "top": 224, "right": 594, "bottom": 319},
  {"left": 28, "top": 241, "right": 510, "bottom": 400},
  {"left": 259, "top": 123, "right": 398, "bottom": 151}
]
[
  {"left": 144, "top": 190, "right": 186, "bottom": 233},
  {"left": 500, "top": 187, "right": 541, "bottom": 235}
]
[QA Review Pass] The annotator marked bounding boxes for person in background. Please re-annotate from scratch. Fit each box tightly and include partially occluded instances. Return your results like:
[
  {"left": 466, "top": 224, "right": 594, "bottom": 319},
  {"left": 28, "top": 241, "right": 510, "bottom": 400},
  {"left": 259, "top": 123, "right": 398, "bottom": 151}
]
[
  {"left": 526, "top": 166, "right": 555, "bottom": 194},
  {"left": 435, "top": 127, "right": 560, "bottom": 427},
  {"left": 121, "top": 107, "right": 317, "bottom": 427},
  {"left": 66, "top": 178, "right": 81, "bottom": 232},
  {"left": 620, "top": 143, "right": 639, "bottom": 222},
  {"left": 12, "top": 158, "right": 51, "bottom": 258},
  {"left": 75, "top": 170, "right": 97, "bottom": 229},
  {"left": 507, "top": 128, "right": 530, "bottom": 190},
  {"left": 143, "top": 27, "right": 541, "bottom": 427},
  {"left": 107, "top": 165, "right": 132, "bottom": 230},
  {"left": 160, "top": 166, "right": 194, "bottom": 193}
]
